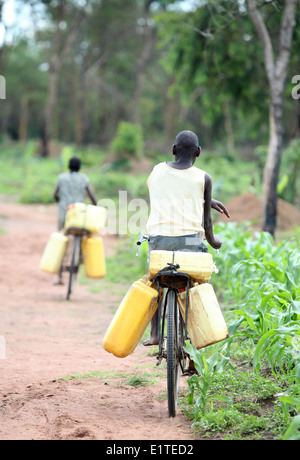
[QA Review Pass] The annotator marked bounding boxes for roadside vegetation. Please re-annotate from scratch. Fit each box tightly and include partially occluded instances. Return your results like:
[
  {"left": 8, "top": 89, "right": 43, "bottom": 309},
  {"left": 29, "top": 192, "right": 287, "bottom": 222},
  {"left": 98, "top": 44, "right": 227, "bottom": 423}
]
[
  {"left": 1, "top": 140, "right": 299, "bottom": 440},
  {"left": 1, "top": 0, "right": 299, "bottom": 442},
  {"left": 102, "top": 223, "right": 299, "bottom": 440},
  {"left": 181, "top": 223, "right": 300, "bottom": 440}
]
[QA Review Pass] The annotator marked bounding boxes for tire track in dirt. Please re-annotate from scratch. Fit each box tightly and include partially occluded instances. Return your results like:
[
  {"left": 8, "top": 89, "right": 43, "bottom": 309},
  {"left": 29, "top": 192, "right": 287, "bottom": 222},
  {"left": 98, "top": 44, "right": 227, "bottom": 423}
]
[{"left": 0, "top": 202, "right": 195, "bottom": 440}]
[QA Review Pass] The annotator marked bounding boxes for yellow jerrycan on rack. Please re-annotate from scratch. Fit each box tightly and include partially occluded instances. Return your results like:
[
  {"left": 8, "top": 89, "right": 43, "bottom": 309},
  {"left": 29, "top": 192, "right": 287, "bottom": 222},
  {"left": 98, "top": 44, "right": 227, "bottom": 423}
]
[
  {"left": 81, "top": 235, "right": 106, "bottom": 278},
  {"left": 65, "top": 203, "right": 107, "bottom": 234},
  {"left": 149, "top": 250, "right": 215, "bottom": 282},
  {"left": 177, "top": 283, "right": 229, "bottom": 349},
  {"left": 39, "top": 232, "right": 69, "bottom": 274},
  {"left": 102, "top": 279, "right": 159, "bottom": 358}
]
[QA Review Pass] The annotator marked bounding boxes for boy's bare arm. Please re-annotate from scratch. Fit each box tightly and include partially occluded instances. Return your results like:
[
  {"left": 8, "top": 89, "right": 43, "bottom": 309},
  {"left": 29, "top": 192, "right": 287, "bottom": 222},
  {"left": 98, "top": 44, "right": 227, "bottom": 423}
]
[
  {"left": 86, "top": 184, "right": 97, "bottom": 205},
  {"left": 203, "top": 173, "right": 222, "bottom": 249},
  {"left": 54, "top": 185, "right": 59, "bottom": 202},
  {"left": 211, "top": 199, "right": 230, "bottom": 218}
]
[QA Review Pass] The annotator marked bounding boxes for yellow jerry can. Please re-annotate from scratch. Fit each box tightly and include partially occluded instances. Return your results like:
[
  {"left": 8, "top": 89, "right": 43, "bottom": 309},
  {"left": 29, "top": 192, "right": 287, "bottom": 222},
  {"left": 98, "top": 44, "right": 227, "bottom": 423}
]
[
  {"left": 39, "top": 232, "right": 69, "bottom": 274},
  {"left": 177, "top": 283, "right": 229, "bottom": 349},
  {"left": 65, "top": 203, "right": 107, "bottom": 234},
  {"left": 149, "top": 250, "right": 215, "bottom": 282},
  {"left": 102, "top": 279, "right": 159, "bottom": 358},
  {"left": 81, "top": 236, "right": 106, "bottom": 278}
]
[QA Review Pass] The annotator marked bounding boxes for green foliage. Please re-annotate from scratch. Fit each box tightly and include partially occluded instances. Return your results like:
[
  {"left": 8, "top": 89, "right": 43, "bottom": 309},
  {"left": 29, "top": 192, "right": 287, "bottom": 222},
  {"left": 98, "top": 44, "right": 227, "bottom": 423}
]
[
  {"left": 155, "top": 3, "right": 268, "bottom": 134},
  {"left": 186, "top": 222, "right": 300, "bottom": 438},
  {"left": 110, "top": 122, "right": 144, "bottom": 161},
  {"left": 105, "top": 235, "right": 148, "bottom": 284},
  {"left": 0, "top": 141, "right": 149, "bottom": 203},
  {"left": 279, "top": 139, "right": 300, "bottom": 205},
  {"left": 182, "top": 368, "right": 288, "bottom": 439},
  {"left": 279, "top": 362, "right": 300, "bottom": 440},
  {"left": 210, "top": 223, "right": 300, "bottom": 376},
  {"left": 184, "top": 341, "right": 231, "bottom": 418},
  {"left": 92, "top": 170, "right": 148, "bottom": 201},
  {"left": 202, "top": 151, "right": 261, "bottom": 202},
  {"left": 121, "top": 373, "right": 154, "bottom": 387},
  {"left": 258, "top": 139, "right": 300, "bottom": 205},
  {"left": 0, "top": 143, "right": 60, "bottom": 203}
]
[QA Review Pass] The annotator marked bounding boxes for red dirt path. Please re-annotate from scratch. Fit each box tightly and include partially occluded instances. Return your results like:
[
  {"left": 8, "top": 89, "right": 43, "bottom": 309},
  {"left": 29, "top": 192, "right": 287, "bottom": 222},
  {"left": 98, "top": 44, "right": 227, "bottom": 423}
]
[{"left": 0, "top": 202, "right": 195, "bottom": 441}]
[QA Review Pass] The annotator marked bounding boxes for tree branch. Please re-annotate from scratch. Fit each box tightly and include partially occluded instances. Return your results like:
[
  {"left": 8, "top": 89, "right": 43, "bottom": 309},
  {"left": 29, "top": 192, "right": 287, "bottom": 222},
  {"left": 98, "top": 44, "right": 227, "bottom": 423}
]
[
  {"left": 247, "top": 0, "right": 274, "bottom": 83},
  {"left": 276, "top": 0, "right": 298, "bottom": 80}
]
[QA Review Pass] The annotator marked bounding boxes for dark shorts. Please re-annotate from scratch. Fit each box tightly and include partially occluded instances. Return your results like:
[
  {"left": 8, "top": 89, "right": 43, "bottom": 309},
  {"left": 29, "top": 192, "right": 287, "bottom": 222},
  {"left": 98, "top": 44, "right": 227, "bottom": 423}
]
[{"left": 148, "top": 232, "right": 208, "bottom": 253}]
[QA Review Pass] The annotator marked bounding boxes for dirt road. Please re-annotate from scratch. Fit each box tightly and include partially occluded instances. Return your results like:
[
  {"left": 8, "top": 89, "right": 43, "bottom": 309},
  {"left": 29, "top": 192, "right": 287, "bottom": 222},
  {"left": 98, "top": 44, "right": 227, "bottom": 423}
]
[{"left": 0, "top": 202, "right": 195, "bottom": 440}]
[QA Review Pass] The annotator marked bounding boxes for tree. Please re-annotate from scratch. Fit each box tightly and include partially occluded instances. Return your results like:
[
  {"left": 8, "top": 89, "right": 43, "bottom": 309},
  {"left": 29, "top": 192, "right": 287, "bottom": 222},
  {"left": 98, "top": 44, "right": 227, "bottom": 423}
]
[
  {"left": 247, "top": 0, "right": 298, "bottom": 236},
  {"left": 155, "top": 0, "right": 299, "bottom": 235},
  {"left": 41, "top": 0, "right": 86, "bottom": 156},
  {"left": 154, "top": 3, "right": 270, "bottom": 146}
]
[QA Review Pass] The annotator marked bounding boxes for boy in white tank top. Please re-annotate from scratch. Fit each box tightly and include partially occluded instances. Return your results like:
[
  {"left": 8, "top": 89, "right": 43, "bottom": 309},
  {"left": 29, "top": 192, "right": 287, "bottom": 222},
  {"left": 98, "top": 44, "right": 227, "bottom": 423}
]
[{"left": 144, "top": 130, "right": 230, "bottom": 346}]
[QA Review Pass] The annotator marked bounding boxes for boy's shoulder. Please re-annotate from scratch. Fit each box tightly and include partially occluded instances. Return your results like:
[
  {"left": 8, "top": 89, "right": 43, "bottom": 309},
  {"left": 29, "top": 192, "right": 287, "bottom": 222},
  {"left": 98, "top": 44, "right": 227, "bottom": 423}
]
[
  {"left": 153, "top": 161, "right": 165, "bottom": 168},
  {"left": 150, "top": 162, "right": 206, "bottom": 174},
  {"left": 149, "top": 162, "right": 165, "bottom": 174}
]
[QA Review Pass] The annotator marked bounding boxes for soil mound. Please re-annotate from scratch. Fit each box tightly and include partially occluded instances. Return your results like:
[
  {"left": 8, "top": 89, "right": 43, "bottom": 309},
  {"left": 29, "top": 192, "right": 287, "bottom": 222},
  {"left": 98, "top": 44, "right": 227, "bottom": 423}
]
[{"left": 218, "top": 192, "right": 300, "bottom": 231}]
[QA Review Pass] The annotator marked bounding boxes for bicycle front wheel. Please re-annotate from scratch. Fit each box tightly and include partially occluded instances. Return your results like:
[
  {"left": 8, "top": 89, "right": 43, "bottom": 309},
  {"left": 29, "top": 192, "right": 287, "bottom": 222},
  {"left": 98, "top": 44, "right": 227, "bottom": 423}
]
[{"left": 167, "top": 289, "right": 181, "bottom": 417}]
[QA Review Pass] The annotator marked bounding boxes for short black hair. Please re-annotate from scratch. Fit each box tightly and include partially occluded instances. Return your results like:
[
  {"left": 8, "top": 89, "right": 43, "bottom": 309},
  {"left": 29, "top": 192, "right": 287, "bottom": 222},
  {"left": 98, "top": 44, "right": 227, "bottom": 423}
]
[
  {"left": 69, "top": 156, "right": 81, "bottom": 172},
  {"left": 174, "top": 130, "right": 199, "bottom": 156}
]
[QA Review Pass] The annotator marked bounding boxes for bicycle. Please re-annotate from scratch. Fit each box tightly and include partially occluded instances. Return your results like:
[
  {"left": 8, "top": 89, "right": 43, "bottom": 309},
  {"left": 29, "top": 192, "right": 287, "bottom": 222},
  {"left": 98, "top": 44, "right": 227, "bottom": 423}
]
[
  {"left": 61, "top": 227, "right": 90, "bottom": 300},
  {"left": 137, "top": 234, "right": 192, "bottom": 417}
]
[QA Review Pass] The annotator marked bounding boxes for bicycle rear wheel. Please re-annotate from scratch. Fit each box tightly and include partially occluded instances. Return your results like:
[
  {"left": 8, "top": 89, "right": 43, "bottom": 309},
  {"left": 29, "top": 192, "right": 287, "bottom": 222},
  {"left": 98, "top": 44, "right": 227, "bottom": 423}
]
[{"left": 167, "top": 289, "right": 181, "bottom": 417}]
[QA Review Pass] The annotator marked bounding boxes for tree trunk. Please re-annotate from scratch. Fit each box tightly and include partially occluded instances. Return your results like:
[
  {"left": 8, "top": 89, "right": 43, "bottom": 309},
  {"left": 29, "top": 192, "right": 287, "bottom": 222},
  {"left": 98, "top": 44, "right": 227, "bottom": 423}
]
[
  {"left": 75, "top": 66, "right": 86, "bottom": 146},
  {"left": 163, "top": 77, "right": 180, "bottom": 144},
  {"left": 223, "top": 99, "right": 235, "bottom": 153},
  {"left": 43, "top": 2, "right": 85, "bottom": 156},
  {"left": 247, "top": 0, "right": 298, "bottom": 236},
  {"left": 44, "top": 61, "right": 59, "bottom": 155},
  {"left": 19, "top": 96, "right": 29, "bottom": 141},
  {"left": 262, "top": 98, "right": 283, "bottom": 234},
  {"left": 131, "top": 18, "right": 155, "bottom": 125},
  {"left": 0, "top": 0, "right": 5, "bottom": 74}
]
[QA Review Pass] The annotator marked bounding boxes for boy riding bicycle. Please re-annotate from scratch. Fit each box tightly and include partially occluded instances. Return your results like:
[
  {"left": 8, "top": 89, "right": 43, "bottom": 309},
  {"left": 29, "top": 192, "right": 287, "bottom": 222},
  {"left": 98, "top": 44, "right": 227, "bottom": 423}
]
[{"left": 144, "top": 130, "right": 229, "bottom": 346}]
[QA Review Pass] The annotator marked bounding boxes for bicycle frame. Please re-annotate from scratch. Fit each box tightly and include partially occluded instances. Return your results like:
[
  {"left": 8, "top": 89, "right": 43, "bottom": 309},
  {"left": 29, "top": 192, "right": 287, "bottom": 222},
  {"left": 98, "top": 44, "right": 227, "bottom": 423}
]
[
  {"left": 136, "top": 234, "right": 193, "bottom": 416},
  {"left": 154, "top": 264, "right": 191, "bottom": 369},
  {"left": 62, "top": 227, "right": 90, "bottom": 299},
  {"left": 136, "top": 234, "right": 191, "bottom": 366}
]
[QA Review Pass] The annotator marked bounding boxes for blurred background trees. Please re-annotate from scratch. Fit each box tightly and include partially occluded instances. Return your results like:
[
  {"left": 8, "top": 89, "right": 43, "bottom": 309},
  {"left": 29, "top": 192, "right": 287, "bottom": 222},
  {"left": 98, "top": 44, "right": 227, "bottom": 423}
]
[{"left": 0, "top": 0, "right": 299, "bottom": 232}]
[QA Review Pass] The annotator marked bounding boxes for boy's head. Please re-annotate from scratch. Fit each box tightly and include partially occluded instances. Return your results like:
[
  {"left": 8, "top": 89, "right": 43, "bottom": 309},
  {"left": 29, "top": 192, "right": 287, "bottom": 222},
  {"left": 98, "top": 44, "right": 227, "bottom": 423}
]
[
  {"left": 172, "top": 130, "right": 200, "bottom": 160},
  {"left": 69, "top": 156, "right": 81, "bottom": 172}
]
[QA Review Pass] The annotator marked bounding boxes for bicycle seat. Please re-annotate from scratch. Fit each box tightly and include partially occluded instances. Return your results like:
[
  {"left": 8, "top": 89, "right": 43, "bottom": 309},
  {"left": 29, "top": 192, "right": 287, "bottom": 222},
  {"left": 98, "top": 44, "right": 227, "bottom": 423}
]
[
  {"left": 65, "top": 227, "right": 91, "bottom": 236},
  {"left": 154, "top": 263, "right": 190, "bottom": 289}
]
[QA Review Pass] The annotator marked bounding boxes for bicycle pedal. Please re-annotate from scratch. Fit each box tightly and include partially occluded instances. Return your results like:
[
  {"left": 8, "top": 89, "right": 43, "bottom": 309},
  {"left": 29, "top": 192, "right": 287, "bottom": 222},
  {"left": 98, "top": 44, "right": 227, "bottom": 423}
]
[{"left": 156, "top": 355, "right": 163, "bottom": 366}]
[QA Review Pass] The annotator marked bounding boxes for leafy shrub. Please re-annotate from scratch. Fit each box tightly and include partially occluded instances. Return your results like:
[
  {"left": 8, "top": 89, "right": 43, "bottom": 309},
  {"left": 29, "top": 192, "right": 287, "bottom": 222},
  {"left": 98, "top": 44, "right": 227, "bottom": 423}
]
[
  {"left": 186, "top": 222, "right": 300, "bottom": 438},
  {"left": 110, "top": 121, "right": 143, "bottom": 160}
]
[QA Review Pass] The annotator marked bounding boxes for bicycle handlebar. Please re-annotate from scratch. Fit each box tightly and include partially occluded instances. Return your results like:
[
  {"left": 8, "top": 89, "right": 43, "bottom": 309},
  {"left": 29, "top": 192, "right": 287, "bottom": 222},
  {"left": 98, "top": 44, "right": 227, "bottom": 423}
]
[
  {"left": 135, "top": 233, "right": 220, "bottom": 256},
  {"left": 136, "top": 234, "right": 149, "bottom": 256},
  {"left": 136, "top": 234, "right": 149, "bottom": 245}
]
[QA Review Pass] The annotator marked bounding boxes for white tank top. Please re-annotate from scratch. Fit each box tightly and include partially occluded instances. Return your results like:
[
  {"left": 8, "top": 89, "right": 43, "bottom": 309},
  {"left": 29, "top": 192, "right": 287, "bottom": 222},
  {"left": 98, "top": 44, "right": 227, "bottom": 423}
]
[{"left": 146, "top": 162, "right": 206, "bottom": 236}]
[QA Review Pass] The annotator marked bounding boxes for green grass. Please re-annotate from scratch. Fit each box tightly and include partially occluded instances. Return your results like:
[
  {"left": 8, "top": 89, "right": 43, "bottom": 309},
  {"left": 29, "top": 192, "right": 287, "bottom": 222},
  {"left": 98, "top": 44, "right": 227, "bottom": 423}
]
[
  {"left": 61, "top": 368, "right": 161, "bottom": 387},
  {"left": 180, "top": 369, "right": 289, "bottom": 440},
  {"left": 1, "top": 140, "right": 299, "bottom": 440},
  {"left": 0, "top": 141, "right": 149, "bottom": 203},
  {"left": 75, "top": 221, "right": 300, "bottom": 440},
  {"left": 182, "top": 222, "right": 300, "bottom": 440}
]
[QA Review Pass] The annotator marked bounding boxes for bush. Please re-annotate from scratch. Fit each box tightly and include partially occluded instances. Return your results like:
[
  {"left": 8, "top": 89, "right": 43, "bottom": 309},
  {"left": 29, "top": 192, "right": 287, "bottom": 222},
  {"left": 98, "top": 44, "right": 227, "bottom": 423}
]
[{"left": 110, "top": 121, "right": 143, "bottom": 160}]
